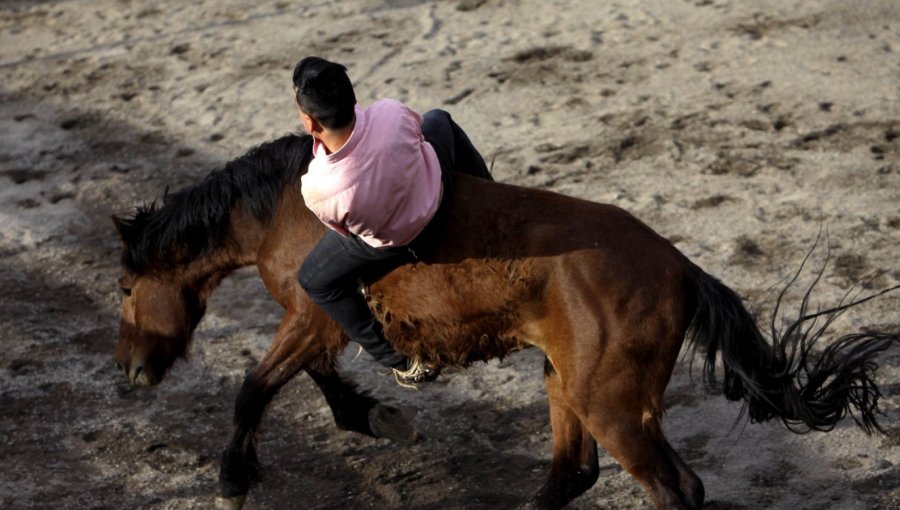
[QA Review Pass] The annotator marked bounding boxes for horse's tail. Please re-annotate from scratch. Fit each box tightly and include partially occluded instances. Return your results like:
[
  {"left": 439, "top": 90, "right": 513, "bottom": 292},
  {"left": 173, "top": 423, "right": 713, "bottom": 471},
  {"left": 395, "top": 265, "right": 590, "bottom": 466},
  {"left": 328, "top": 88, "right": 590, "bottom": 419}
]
[{"left": 684, "top": 264, "right": 899, "bottom": 434}]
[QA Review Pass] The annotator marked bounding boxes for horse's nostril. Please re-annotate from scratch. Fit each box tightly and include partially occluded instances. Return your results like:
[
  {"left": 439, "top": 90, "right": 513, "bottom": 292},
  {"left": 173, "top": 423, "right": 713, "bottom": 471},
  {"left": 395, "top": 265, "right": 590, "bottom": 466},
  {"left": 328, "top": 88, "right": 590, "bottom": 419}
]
[
  {"left": 115, "top": 361, "right": 124, "bottom": 372},
  {"left": 128, "top": 364, "right": 144, "bottom": 384}
]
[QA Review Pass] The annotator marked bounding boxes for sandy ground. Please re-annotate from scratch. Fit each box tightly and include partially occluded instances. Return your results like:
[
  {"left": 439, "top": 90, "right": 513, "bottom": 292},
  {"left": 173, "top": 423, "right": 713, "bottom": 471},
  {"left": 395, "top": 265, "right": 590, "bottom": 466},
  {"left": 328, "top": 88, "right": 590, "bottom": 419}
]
[{"left": 1, "top": 0, "right": 899, "bottom": 508}]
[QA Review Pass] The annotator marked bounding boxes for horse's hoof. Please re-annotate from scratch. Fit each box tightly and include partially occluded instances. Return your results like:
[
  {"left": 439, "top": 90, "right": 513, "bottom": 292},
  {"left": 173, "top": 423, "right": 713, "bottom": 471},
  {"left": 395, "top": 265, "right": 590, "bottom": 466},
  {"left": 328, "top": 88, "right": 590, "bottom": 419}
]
[
  {"left": 368, "top": 404, "right": 419, "bottom": 444},
  {"left": 214, "top": 495, "right": 246, "bottom": 510}
]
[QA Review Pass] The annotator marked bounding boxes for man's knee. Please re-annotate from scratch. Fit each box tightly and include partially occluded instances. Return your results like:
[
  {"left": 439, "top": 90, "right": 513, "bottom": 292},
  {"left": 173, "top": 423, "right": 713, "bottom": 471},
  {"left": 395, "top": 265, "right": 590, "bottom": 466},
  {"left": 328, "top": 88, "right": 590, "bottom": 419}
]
[
  {"left": 297, "top": 267, "right": 315, "bottom": 295},
  {"left": 298, "top": 259, "right": 327, "bottom": 296},
  {"left": 422, "top": 109, "right": 453, "bottom": 137},
  {"left": 299, "top": 278, "right": 339, "bottom": 307},
  {"left": 423, "top": 108, "right": 451, "bottom": 124}
]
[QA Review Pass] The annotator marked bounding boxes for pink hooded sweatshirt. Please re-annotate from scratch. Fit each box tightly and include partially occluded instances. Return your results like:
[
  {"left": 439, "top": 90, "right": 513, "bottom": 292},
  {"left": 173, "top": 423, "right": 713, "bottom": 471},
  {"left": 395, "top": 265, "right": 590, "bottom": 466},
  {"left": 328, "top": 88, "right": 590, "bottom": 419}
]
[{"left": 300, "top": 99, "right": 442, "bottom": 248}]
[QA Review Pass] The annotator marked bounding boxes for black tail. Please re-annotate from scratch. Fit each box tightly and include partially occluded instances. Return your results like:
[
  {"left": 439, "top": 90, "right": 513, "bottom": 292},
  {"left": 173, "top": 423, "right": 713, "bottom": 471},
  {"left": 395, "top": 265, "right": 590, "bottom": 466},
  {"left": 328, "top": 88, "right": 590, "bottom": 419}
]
[{"left": 685, "top": 263, "right": 899, "bottom": 434}]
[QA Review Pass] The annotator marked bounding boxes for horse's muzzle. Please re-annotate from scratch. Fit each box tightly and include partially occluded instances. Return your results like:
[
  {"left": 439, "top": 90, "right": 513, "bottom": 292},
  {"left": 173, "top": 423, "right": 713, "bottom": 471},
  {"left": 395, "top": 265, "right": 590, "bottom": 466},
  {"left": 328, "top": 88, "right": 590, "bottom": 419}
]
[{"left": 116, "top": 359, "right": 162, "bottom": 386}]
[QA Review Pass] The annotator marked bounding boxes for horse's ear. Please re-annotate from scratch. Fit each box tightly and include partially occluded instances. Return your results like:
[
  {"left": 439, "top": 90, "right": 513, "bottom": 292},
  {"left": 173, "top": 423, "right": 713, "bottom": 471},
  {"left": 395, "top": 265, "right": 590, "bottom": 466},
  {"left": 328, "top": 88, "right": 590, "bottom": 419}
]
[{"left": 111, "top": 215, "right": 132, "bottom": 243}]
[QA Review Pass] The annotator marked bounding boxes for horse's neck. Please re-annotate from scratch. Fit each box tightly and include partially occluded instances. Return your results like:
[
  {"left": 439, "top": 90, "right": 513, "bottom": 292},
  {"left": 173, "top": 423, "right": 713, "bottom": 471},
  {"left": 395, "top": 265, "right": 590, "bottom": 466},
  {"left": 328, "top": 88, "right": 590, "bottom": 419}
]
[{"left": 179, "top": 207, "right": 269, "bottom": 284}]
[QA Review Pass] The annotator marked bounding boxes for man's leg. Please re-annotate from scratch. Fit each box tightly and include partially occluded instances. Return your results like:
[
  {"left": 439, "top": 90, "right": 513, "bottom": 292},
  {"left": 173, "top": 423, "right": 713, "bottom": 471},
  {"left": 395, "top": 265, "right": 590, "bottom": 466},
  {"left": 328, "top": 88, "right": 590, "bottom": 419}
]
[
  {"left": 298, "top": 231, "right": 406, "bottom": 369},
  {"left": 422, "top": 109, "right": 493, "bottom": 181}
]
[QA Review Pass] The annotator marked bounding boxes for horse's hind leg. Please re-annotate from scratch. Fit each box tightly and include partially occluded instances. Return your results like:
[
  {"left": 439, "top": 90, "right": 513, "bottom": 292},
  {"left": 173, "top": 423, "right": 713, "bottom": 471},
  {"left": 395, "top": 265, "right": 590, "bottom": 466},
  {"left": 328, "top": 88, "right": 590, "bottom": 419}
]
[
  {"left": 525, "top": 358, "right": 600, "bottom": 510},
  {"left": 661, "top": 436, "right": 704, "bottom": 507},
  {"left": 570, "top": 368, "right": 703, "bottom": 510}
]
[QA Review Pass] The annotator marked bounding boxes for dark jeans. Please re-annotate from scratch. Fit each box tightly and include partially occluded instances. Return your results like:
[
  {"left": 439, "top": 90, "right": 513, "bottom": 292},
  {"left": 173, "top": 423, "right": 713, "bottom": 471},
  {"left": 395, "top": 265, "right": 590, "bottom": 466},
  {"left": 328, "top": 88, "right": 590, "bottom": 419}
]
[{"left": 298, "top": 109, "right": 491, "bottom": 368}]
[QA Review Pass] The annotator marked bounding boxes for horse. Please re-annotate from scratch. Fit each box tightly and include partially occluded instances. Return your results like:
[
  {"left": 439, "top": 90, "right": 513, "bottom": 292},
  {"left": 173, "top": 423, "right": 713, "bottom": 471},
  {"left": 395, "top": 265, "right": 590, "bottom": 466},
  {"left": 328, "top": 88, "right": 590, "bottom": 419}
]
[{"left": 111, "top": 133, "right": 898, "bottom": 509}]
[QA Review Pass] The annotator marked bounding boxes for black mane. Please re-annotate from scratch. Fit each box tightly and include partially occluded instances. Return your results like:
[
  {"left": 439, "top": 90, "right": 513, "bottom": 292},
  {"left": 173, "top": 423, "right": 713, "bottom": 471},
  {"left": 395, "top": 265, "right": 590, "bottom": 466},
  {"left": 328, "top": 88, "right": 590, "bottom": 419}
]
[{"left": 115, "top": 133, "right": 313, "bottom": 274}]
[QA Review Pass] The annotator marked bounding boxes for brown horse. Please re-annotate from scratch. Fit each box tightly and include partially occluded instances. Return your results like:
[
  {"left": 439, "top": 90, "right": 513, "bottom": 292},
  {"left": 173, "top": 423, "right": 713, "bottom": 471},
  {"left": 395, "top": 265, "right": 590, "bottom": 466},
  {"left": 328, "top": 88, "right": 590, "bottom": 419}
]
[{"left": 112, "top": 133, "right": 898, "bottom": 509}]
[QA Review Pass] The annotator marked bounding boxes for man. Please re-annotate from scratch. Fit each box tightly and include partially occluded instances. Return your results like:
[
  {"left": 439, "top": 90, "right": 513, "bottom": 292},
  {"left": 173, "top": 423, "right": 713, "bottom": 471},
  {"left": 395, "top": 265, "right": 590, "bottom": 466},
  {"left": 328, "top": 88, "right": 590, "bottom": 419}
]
[{"left": 294, "top": 56, "right": 492, "bottom": 386}]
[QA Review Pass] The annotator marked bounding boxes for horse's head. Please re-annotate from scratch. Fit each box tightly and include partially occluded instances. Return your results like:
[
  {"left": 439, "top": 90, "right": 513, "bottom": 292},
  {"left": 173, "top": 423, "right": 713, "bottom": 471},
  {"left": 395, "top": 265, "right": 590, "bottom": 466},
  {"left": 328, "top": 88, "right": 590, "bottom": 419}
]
[
  {"left": 110, "top": 135, "right": 312, "bottom": 385},
  {"left": 113, "top": 270, "right": 206, "bottom": 386},
  {"left": 112, "top": 215, "right": 209, "bottom": 386}
]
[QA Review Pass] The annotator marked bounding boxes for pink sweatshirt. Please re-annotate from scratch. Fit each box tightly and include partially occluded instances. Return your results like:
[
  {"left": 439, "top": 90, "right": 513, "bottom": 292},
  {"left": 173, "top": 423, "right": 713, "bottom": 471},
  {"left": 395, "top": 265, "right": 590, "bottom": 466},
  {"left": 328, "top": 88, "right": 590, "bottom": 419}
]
[{"left": 300, "top": 99, "right": 442, "bottom": 248}]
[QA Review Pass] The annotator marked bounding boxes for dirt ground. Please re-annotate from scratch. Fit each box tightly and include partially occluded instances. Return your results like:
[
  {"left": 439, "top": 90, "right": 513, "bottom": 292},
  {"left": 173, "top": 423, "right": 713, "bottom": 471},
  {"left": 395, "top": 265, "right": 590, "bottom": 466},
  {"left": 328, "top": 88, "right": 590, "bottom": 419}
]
[{"left": 1, "top": 0, "right": 899, "bottom": 508}]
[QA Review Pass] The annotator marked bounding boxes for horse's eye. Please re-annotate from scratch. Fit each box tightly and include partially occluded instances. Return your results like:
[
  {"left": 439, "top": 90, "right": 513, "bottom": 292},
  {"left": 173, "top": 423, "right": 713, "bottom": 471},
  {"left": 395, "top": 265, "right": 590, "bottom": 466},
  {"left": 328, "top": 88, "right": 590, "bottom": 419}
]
[{"left": 121, "top": 287, "right": 132, "bottom": 297}]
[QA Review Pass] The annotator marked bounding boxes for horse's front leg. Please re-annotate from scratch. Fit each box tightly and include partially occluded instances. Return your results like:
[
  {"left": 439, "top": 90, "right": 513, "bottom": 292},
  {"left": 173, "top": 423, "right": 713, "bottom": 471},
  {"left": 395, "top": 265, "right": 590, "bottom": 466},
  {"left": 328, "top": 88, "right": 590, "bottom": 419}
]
[
  {"left": 214, "top": 307, "right": 418, "bottom": 509},
  {"left": 215, "top": 308, "right": 338, "bottom": 510},
  {"left": 306, "top": 368, "right": 419, "bottom": 444}
]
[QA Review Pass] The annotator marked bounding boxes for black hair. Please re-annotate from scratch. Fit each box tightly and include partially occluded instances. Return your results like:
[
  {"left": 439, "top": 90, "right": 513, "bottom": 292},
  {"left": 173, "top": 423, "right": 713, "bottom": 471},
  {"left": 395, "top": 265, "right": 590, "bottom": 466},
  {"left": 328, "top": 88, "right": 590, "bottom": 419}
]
[
  {"left": 115, "top": 134, "right": 314, "bottom": 275},
  {"left": 292, "top": 57, "right": 356, "bottom": 130}
]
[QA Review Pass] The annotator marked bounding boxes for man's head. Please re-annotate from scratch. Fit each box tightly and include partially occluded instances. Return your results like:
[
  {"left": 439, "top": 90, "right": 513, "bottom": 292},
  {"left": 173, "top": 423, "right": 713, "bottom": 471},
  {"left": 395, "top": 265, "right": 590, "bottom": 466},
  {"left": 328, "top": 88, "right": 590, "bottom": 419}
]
[{"left": 292, "top": 57, "right": 356, "bottom": 133}]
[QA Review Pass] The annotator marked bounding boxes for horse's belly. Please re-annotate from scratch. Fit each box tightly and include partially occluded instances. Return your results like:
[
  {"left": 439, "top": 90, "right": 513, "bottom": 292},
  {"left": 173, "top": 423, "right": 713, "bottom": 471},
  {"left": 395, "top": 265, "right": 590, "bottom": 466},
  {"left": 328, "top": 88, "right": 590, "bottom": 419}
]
[{"left": 365, "top": 259, "right": 542, "bottom": 366}]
